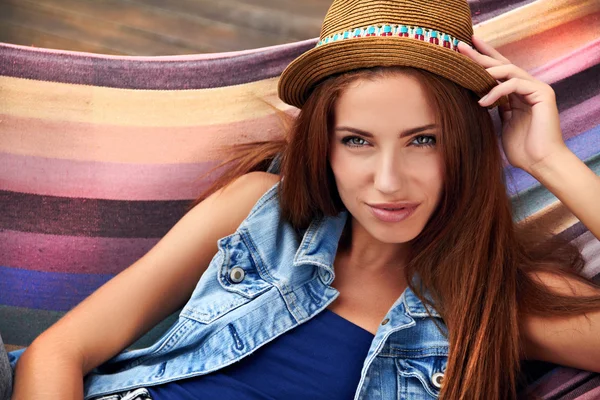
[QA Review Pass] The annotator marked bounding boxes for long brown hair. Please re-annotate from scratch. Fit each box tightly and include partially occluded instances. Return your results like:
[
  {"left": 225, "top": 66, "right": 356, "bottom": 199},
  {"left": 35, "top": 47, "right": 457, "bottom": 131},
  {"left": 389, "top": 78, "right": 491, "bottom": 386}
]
[{"left": 189, "top": 66, "right": 600, "bottom": 399}]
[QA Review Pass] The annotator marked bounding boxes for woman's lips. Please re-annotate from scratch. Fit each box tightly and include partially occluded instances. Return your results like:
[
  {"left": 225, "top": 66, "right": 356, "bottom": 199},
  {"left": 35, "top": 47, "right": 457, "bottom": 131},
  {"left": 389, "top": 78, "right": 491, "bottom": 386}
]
[{"left": 368, "top": 204, "right": 419, "bottom": 223}]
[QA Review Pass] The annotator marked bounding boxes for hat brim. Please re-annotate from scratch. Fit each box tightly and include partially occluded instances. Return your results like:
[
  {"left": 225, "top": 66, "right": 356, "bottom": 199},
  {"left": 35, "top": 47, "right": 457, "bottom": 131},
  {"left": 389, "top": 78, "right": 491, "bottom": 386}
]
[{"left": 278, "top": 37, "right": 508, "bottom": 110}]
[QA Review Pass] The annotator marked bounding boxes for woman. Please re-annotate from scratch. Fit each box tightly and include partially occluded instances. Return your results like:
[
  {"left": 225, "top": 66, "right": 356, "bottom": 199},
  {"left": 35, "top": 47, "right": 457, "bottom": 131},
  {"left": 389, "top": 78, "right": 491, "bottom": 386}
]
[{"left": 5, "top": 0, "right": 600, "bottom": 399}]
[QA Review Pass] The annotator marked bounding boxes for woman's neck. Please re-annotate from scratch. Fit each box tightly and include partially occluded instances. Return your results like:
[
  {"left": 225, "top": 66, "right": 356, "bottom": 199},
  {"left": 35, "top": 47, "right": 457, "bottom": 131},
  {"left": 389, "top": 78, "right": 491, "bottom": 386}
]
[{"left": 337, "top": 216, "right": 411, "bottom": 276}]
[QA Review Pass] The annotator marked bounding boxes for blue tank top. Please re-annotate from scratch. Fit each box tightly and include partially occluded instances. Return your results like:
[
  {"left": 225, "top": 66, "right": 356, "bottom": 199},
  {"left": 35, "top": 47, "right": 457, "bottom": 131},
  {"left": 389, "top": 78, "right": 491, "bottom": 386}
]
[{"left": 147, "top": 308, "right": 374, "bottom": 399}]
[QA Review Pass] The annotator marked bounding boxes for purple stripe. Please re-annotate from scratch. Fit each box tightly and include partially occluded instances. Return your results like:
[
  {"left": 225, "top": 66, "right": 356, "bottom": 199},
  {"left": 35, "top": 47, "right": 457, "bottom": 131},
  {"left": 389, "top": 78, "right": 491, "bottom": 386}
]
[
  {"left": 0, "top": 265, "right": 113, "bottom": 311},
  {"left": 0, "top": 230, "right": 158, "bottom": 274},
  {"left": 505, "top": 124, "right": 600, "bottom": 196},
  {"left": 0, "top": 190, "right": 190, "bottom": 238},
  {"left": 574, "top": 231, "right": 600, "bottom": 280},
  {"left": 559, "top": 93, "right": 600, "bottom": 142},
  {"left": 0, "top": 40, "right": 315, "bottom": 89},
  {"left": 525, "top": 367, "right": 600, "bottom": 399},
  {"left": 558, "top": 222, "right": 590, "bottom": 244},
  {"left": 553, "top": 63, "right": 600, "bottom": 111},
  {"left": 0, "top": 40, "right": 307, "bottom": 61},
  {"left": 3, "top": 265, "right": 593, "bottom": 315},
  {"left": 1, "top": 219, "right": 589, "bottom": 277},
  {"left": 470, "top": 0, "right": 539, "bottom": 25}
]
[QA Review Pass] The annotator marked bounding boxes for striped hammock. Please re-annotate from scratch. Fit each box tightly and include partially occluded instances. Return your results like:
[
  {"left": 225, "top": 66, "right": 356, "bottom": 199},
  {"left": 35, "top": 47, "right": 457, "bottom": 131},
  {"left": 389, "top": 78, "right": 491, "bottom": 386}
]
[{"left": 0, "top": 0, "right": 599, "bottom": 397}]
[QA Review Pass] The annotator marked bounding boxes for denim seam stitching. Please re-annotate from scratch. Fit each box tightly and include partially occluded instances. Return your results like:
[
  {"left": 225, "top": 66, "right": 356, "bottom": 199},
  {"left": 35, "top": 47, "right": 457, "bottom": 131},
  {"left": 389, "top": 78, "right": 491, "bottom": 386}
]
[
  {"left": 294, "top": 216, "right": 319, "bottom": 261},
  {"left": 239, "top": 228, "right": 276, "bottom": 285}
]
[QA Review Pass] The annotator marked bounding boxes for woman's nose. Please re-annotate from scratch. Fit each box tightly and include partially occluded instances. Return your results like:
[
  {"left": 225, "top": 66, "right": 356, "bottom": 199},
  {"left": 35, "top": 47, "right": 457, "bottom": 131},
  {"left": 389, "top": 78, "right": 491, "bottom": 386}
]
[{"left": 373, "top": 155, "right": 404, "bottom": 194}]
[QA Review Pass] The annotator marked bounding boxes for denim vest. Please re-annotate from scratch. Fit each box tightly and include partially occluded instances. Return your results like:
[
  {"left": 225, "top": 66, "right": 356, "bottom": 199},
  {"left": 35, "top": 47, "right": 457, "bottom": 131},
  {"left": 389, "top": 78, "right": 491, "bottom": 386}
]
[{"left": 9, "top": 181, "right": 449, "bottom": 399}]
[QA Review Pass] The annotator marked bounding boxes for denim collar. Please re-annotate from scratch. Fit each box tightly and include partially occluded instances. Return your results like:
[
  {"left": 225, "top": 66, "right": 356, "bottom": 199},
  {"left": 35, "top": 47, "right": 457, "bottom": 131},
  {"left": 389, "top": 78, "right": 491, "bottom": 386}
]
[
  {"left": 292, "top": 211, "right": 348, "bottom": 285},
  {"left": 403, "top": 284, "right": 442, "bottom": 318}
]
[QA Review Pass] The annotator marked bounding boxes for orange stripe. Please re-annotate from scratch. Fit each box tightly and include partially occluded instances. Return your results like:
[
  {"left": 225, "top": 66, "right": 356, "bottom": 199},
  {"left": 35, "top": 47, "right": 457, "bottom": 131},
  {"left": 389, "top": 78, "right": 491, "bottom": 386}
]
[
  {"left": 0, "top": 112, "right": 293, "bottom": 163},
  {"left": 521, "top": 200, "right": 578, "bottom": 235},
  {"left": 474, "top": 0, "right": 600, "bottom": 47},
  {"left": 0, "top": 76, "right": 292, "bottom": 127},
  {"left": 494, "top": 11, "right": 600, "bottom": 71}
]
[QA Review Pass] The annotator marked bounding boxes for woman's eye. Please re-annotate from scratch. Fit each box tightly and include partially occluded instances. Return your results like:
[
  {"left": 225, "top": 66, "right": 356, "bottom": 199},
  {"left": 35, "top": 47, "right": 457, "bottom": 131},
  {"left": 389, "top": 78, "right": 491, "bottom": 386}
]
[
  {"left": 341, "top": 136, "right": 368, "bottom": 147},
  {"left": 411, "top": 135, "right": 436, "bottom": 147}
]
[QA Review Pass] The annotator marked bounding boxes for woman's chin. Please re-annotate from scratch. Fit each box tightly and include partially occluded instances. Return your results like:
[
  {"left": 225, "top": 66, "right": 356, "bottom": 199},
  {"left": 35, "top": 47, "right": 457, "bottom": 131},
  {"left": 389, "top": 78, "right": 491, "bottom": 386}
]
[{"left": 362, "top": 219, "right": 421, "bottom": 244}]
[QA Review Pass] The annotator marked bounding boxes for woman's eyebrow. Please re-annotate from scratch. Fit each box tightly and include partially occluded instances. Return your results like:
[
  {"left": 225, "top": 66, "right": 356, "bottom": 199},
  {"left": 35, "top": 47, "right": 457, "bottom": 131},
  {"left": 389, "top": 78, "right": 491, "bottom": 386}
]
[{"left": 334, "top": 124, "right": 438, "bottom": 138}]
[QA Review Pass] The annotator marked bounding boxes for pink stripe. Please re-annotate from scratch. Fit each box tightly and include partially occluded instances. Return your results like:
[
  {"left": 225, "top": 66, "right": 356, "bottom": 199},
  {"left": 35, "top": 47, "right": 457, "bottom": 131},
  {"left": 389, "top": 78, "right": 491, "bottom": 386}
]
[
  {"left": 4, "top": 221, "right": 589, "bottom": 277},
  {"left": 0, "top": 229, "right": 158, "bottom": 274},
  {"left": 0, "top": 153, "right": 220, "bottom": 200},
  {"left": 3, "top": 228, "right": 592, "bottom": 277},
  {"left": 531, "top": 38, "right": 600, "bottom": 85},
  {"left": 581, "top": 386, "right": 600, "bottom": 399},
  {"left": 0, "top": 38, "right": 317, "bottom": 61}
]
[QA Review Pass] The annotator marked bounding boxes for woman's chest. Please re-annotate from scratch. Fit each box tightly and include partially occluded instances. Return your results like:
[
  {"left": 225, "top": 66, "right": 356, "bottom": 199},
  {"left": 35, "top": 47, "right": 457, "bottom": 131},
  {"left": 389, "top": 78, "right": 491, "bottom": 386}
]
[{"left": 327, "top": 271, "right": 409, "bottom": 335}]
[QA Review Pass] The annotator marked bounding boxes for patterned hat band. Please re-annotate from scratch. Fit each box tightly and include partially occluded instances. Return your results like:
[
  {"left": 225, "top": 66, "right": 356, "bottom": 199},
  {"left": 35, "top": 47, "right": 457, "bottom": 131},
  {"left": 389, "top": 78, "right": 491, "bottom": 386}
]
[{"left": 316, "top": 24, "right": 461, "bottom": 52}]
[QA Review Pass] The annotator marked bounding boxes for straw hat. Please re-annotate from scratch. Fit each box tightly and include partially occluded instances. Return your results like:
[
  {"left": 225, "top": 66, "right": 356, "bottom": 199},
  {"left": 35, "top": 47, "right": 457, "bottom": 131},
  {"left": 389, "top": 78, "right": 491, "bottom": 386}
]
[{"left": 278, "top": 0, "right": 508, "bottom": 110}]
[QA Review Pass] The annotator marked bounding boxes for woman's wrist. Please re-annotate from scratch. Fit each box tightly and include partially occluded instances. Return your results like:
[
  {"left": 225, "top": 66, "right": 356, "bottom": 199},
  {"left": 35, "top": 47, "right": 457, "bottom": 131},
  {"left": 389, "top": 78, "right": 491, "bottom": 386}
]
[{"left": 525, "top": 144, "right": 572, "bottom": 180}]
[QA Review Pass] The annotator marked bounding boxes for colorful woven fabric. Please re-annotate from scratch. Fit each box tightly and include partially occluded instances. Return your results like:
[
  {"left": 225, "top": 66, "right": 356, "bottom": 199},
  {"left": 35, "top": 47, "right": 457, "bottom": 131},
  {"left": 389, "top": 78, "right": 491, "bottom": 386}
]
[{"left": 0, "top": 0, "right": 599, "bottom": 397}]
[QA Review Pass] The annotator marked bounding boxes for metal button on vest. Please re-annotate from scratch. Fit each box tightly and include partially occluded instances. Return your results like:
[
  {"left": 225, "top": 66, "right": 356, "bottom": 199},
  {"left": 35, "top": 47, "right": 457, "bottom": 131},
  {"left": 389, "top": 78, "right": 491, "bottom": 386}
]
[
  {"left": 229, "top": 267, "right": 245, "bottom": 283},
  {"left": 381, "top": 318, "right": 390, "bottom": 325},
  {"left": 431, "top": 372, "right": 445, "bottom": 389}
]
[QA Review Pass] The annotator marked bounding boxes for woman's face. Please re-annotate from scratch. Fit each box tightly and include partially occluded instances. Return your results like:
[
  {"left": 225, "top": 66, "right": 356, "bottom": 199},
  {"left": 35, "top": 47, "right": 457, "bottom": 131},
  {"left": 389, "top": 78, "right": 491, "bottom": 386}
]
[{"left": 329, "top": 73, "right": 444, "bottom": 244}]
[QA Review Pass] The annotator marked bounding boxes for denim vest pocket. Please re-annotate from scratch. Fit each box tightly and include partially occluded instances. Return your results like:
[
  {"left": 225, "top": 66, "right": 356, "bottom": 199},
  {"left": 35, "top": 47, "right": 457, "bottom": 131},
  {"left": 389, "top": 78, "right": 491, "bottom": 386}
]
[
  {"left": 396, "top": 354, "right": 447, "bottom": 398},
  {"left": 180, "top": 232, "right": 273, "bottom": 324}
]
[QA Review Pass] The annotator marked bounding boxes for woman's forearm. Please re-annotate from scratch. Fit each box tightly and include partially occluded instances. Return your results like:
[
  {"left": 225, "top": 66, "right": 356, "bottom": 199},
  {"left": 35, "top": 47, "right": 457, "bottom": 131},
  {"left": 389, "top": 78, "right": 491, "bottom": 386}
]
[
  {"left": 11, "top": 341, "right": 84, "bottom": 400},
  {"left": 529, "top": 147, "right": 600, "bottom": 241}
]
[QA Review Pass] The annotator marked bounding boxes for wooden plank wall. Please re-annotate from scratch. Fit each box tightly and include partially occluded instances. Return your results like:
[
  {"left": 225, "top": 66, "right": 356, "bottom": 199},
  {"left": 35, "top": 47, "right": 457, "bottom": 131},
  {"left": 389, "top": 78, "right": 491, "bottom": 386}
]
[{"left": 0, "top": 0, "right": 331, "bottom": 55}]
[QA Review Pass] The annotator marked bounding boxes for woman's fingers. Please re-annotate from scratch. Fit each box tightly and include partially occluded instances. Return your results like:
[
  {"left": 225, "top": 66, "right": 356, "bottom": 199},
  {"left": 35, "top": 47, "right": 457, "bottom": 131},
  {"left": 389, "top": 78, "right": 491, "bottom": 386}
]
[
  {"left": 457, "top": 41, "right": 503, "bottom": 68},
  {"left": 479, "top": 78, "right": 549, "bottom": 106},
  {"left": 485, "top": 64, "right": 535, "bottom": 83},
  {"left": 471, "top": 35, "right": 511, "bottom": 64}
]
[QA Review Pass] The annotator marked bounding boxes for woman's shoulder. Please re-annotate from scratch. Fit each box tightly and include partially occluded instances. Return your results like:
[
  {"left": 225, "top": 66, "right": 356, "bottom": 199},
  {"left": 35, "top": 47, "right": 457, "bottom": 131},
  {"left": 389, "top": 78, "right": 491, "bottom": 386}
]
[
  {"left": 218, "top": 171, "right": 281, "bottom": 213},
  {"left": 187, "top": 171, "right": 281, "bottom": 243},
  {"left": 216, "top": 171, "right": 282, "bottom": 229},
  {"left": 227, "top": 171, "right": 281, "bottom": 197}
]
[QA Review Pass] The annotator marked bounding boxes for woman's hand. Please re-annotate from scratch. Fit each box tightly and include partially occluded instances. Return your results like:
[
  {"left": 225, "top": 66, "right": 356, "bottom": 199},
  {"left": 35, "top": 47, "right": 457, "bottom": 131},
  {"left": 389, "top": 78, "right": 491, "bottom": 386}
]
[{"left": 457, "top": 35, "right": 569, "bottom": 174}]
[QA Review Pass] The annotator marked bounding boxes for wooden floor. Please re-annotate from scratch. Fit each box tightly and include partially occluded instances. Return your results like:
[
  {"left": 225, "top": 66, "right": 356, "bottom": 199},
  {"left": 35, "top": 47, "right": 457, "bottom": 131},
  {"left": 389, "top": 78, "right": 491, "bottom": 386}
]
[{"left": 0, "top": 0, "right": 332, "bottom": 55}]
